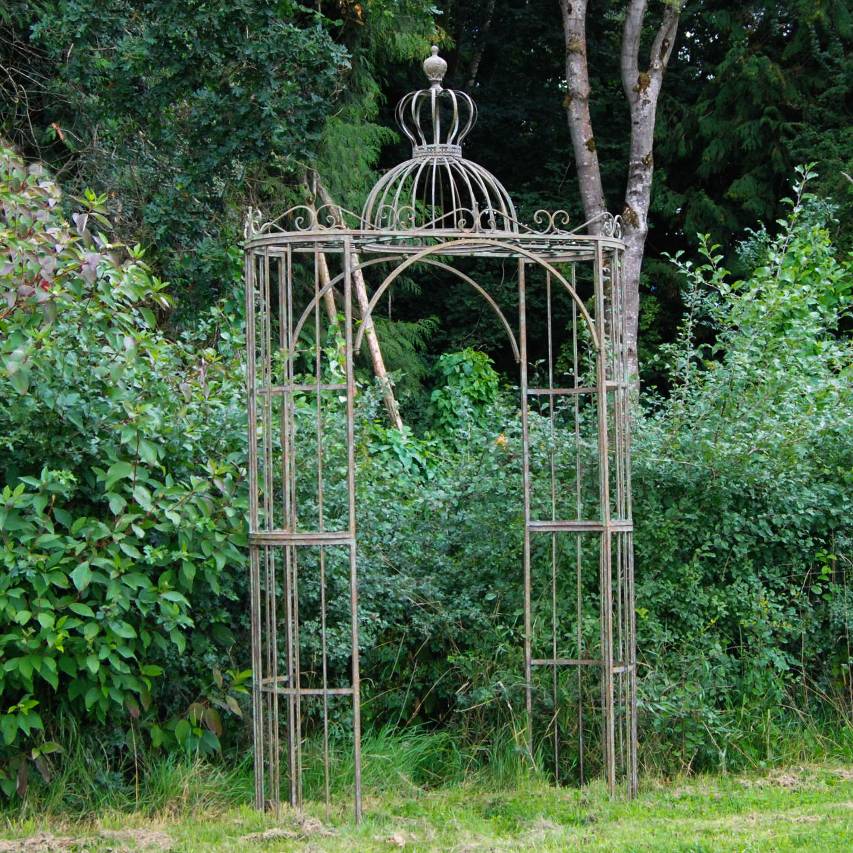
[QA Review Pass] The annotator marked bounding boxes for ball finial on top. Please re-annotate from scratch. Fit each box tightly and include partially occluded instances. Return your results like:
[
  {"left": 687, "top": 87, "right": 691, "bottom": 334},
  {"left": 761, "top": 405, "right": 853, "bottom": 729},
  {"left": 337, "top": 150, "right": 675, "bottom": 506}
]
[{"left": 423, "top": 45, "right": 447, "bottom": 88}]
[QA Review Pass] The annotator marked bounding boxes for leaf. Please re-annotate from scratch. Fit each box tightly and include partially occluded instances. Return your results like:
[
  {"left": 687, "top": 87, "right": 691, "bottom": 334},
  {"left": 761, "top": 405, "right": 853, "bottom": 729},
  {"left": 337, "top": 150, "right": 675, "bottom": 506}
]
[
  {"left": 137, "top": 438, "right": 159, "bottom": 465},
  {"left": 203, "top": 707, "right": 222, "bottom": 736},
  {"left": 70, "top": 562, "right": 93, "bottom": 591},
  {"left": 0, "top": 715, "right": 18, "bottom": 746},
  {"left": 174, "top": 719, "right": 191, "bottom": 745},
  {"left": 36, "top": 612, "right": 55, "bottom": 630},
  {"left": 132, "top": 484, "right": 153, "bottom": 512},
  {"left": 119, "top": 541, "right": 142, "bottom": 559},
  {"left": 109, "top": 621, "right": 137, "bottom": 639},
  {"left": 40, "top": 665, "right": 58, "bottom": 690},
  {"left": 9, "top": 364, "right": 31, "bottom": 395},
  {"left": 225, "top": 696, "right": 242, "bottom": 718},
  {"left": 69, "top": 603, "right": 95, "bottom": 618},
  {"left": 108, "top": 493, "right": 127, "bottom": 516},
  {"left": 105, "top": 461, "right": 134, "bottom": 490}
]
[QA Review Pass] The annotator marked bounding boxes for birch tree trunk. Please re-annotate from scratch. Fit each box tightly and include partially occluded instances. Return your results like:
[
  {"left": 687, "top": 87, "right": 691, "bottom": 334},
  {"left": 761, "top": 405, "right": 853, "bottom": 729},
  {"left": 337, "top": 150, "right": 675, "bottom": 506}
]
[{"left": 559, "top": 0, "right": 681, "bottom": 381}]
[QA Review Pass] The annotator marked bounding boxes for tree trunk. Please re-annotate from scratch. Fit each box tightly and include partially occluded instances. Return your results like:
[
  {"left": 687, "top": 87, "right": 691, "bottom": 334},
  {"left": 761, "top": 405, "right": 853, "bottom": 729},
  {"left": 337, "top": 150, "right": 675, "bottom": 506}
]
[
  {"left": 619, "top": 0, "right": 680, "bottom": 380},
  {"left": 560, "top": 0, "right": 681, "bottom": 381},
  {"left": 559, "top": 0, "right": 607, "bottom": 231},
  {"left": 308, "top": 172, "right": 404, "bottom": 430},
  {"left": 465, "top": 0, "right": 497, "bottom": 90}
]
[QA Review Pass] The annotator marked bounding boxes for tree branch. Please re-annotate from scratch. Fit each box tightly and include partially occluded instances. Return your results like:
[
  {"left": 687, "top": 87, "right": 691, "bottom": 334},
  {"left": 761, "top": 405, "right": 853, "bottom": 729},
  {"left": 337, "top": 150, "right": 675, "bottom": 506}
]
[
  {"left": 621, "top": 0, "right": 647, "bottom": 102},
  {"left": 308, "top": 171, "right": 404, "bottom": 430}
]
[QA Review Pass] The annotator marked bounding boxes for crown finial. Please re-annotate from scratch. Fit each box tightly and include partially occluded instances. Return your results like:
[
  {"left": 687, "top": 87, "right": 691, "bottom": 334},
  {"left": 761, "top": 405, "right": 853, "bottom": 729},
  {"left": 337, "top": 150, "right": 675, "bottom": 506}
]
[{"left": 423, "top": 46, "right": 446, "bottom": 88}]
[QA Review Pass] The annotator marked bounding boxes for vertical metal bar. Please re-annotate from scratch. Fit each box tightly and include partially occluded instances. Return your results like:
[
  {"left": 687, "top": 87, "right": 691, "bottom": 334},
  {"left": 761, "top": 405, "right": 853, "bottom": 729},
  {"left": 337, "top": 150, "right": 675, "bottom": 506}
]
[
  {"left": 287, "top": 250, "right": 303, "bottom": 811},
  {"left": 616, "top": 246, "right": 638, "bottom": 797},
  {"left": 546, "top": 271, "right": 559, "bottom": 782},
  {"left": 610, "top": 249, "right": 626, "bottom": 783},
  {"left": 572, "top": 264, "right": 584, "bottom": 785},
  {"left": 518, "top": 258, "right": 533, "bottom": 756},
  {"left": 281, "top": 246, "right": 298, "bottom": 809},
  {"left": 246, "top": 251, "right": 265, "bottom": 810},
  {"left": 314, "top": 249, "right": 332, "bottom": 813},
  {"left": 595, "top": 242, "right": 616, "bottom": 794},
  {"left": 344, "top": 238, "right": 363, "bottom": 823},
  {"left": 261, "top": 249, "right": 277, "bottom": 811}
]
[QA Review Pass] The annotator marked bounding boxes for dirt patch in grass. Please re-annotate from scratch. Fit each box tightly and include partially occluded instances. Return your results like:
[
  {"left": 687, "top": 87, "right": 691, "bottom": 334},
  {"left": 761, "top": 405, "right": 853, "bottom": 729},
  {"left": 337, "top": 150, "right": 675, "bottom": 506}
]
[
  {"left": 0, "top": 829, "right": 172, "bottom": 852},
  {"left": 99, "top": 829, "right": 173, "bottom": 850},
  {"left": 0, "top": 833, "right": 77, "bottom": 853},
  {"left": 241, "top": 815, "right": 334, "bottom": 844}
]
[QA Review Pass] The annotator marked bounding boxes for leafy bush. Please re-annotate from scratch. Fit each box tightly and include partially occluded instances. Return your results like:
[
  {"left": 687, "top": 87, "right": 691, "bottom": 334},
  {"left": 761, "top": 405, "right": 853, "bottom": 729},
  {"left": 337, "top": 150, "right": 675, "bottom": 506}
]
[
  {"left": 633, "top": 167, "right": 852, "bottom": 767},
  {"left": 0, "top": 146, "right": 248, "bottom": 792}
]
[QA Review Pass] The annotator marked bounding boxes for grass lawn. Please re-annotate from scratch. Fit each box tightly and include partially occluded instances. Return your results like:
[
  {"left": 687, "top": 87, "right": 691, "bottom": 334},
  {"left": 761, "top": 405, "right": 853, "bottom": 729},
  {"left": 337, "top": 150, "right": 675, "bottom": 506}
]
[{"left": 0, "top": 763, "right": 851, "bottom": 851}]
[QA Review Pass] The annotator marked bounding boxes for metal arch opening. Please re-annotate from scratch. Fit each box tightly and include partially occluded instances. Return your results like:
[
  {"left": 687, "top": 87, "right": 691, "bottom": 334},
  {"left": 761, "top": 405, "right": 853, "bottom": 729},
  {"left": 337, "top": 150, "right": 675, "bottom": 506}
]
[
  {"left": 354, "top": 238, "right": 600, "bottom": 357},
  {"left": 290, "top": 254, "right": 521, "bottom": 365}
]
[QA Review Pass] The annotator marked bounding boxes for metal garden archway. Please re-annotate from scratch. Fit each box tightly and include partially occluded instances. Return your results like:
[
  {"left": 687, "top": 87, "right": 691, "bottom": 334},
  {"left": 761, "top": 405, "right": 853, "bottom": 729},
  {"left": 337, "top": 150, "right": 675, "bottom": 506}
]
[{"left": 243, "top": 47, "right": 636, "bottom": 822}]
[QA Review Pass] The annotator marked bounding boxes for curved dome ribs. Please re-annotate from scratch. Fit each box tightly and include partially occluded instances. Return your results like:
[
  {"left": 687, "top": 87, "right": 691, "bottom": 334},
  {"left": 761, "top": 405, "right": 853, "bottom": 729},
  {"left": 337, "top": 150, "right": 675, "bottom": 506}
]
[{"left": 362, "top": 46, "right": 517, "bottom": 234}]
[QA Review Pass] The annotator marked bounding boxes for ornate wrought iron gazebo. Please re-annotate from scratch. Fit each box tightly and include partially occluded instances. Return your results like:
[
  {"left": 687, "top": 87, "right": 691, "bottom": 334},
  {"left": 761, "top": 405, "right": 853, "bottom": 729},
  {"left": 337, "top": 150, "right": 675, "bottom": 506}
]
[{"left": 243, "top": 47, "right": 636, "bottom": 820}]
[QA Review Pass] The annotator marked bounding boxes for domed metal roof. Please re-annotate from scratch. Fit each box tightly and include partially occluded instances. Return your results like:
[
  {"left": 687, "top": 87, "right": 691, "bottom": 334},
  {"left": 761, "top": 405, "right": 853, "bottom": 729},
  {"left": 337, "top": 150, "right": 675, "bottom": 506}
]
[{"left": 362, "top": 47, "right": 518, "bottom": 233}]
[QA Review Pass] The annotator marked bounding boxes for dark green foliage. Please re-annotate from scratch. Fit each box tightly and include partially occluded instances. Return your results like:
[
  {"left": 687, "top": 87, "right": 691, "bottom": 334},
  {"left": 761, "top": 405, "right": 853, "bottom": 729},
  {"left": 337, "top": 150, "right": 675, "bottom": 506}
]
[
  {"left": 19, "top": 0, "right": 349, "bottom": 310},
  {"left": 1, "top": 0, "right": 437, "bottom": 316}
]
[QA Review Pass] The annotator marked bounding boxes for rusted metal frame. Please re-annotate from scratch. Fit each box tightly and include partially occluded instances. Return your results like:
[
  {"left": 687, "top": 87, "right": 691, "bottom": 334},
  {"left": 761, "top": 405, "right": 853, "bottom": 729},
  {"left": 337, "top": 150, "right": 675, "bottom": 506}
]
[
  {"left": 527, "top": 386, "right": 597, "bottom": 396},
  {"left": 280, "top": 246, "right": 298, "bottom": 811},
  {"left": 263, "top": 686, "right": 355, "bottom": 696},
  {"left": 246, "top": 251, "right": 265, "bottom": 810},
  {"left": 612, "top": 254, "right": 625, "bottom": 789},
  {"left": 608, "top": 246, "right": 637, "bottom": 795},
  {"left": 250, "top": 531, "right": 353, "bottom": 546},
  {"left": 290, "top": 252, "right": 520, "bottom": 366},
  {"left": 356, "top": 239, "right": 600, "bottom": 356},
  {"left": 343, "top": 237, "right": 364, "bottom": 823},
  {"left": 572, "top": 265, "right": 585, "bottom": 785},
  {"left": 262, "top": 384, "right": 348, "bottom": 394},
  {"left": 529, "top": 520, "right": 632, "bottom": 533},
  {"left": 243, "top": 229, "right": 625, "bottom": 255},
  {"left": 615, "top": 247, "right": 638, "bottom": 796},
  {"left": 605, "top": 245, "right": 630, "bottom": 780},
  {"left": 287, "top": 248, "right": 304, "bottom": 810},
  {"left": 260, "top": 249, "right": 280, "bottom": 811},
  {"left": 314, "top": 250, "right": 332, "bottom": 813},
  {"left": 245, "top": 229, "right": 635, "bottom": 812},
  {"left": 518, "top": 258, "right": 534, "bottom": 757},
  {"left": 531, "top": 658, "right": 629, "bottom": 668},
  {"left": 545, "top": 271, "right": 560, "bottom": 782},
  {"left": 594, "top": 241, "right": 617, "bottom": 794}
]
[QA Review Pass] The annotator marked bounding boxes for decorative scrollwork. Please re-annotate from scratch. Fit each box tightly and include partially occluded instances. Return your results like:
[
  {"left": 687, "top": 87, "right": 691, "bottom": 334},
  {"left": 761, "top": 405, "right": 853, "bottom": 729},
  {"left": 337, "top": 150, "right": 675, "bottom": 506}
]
[
  {"left": 601, "top": 212, "right": 623, "bottom": 239},
  {"left": 530, "top": 209, "right": 572, "bottom": 234},
  {"left": 244, "top": 203, "right": 373, "bottom": 237}
]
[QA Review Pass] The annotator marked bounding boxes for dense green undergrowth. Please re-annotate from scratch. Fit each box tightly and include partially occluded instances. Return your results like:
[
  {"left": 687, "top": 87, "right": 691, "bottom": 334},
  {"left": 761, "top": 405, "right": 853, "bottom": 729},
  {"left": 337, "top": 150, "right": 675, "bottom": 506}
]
[{"left": 1, "top": 148, "right": 851, "bottom": 802}]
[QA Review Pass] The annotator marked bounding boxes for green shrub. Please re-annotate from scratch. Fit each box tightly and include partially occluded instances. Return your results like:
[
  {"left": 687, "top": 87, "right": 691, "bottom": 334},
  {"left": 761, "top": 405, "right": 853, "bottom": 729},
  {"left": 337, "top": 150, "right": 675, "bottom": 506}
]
[{"left": 0, "top": 146, "right": 248, "bottom": 793}]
